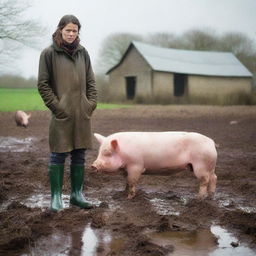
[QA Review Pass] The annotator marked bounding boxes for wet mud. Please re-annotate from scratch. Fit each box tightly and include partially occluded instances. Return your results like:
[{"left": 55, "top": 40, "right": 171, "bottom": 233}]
[{"left": 0, "top": 105, "right": 256, "bottom": 255}]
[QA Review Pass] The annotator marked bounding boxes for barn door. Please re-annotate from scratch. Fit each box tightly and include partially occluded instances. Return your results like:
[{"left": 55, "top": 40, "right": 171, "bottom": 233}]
[
  {"left": 125, "top": 76, "right": 136, "bottom": 100},
  {"left": 174, "top": 73, "right": 187, "bottom": 96}
]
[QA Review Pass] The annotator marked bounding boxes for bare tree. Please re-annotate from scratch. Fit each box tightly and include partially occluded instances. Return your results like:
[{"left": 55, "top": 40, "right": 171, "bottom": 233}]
[
  {"left": 219, "top": 32, "right": 255, "bottom": 55},
  {"left": 215, "top": 32, "right": 256, "bottom": 75},
  {"left": 145, "top": 32, "right": 177, "bottom": 48},
  {"left": 97, "top": 29, "right": 256, "bottom": 78},
  {"left": 179, "top": 28, "right": 219, "bottom": 51},
  {"left": 0, "top": 0, "right": 45, "bottom": 73},
  {"left": 96, "top": 32, "right": 142, "bottom": 74}
]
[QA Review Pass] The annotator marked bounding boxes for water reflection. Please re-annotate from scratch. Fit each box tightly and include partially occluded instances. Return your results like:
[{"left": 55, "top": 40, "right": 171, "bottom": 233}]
[
  {"left": 81, "top": 224, "right": 123, "bottom": 255},
  {"left": 210, "top": 226, "right": 256, "bottom": 256},
  {"left": 81, "top": 225, "right": 98, "bottom": 255},
  {"left": 149, "top": 225, "right": 256, "bottom": 256},
  {"left": 69, "top": 230, "right": 84, "bottom": 255},
  {"left": 150, "top": 228, "right": 216, "bottom": 256},
  {"left": 23, "top": 223, "right": 256, "bottom": 256},
  {"left": 25, "top": 231, "right": 72, "bottom": 256},
  {"left": 22, "top": 193, "right": 101, "bottom": 209},
  {"left": 0, "top": 136, "right": 35, "bottom": 152},
  {"left": 150, "top": 197, "right": 181, "bottom": 216},
  {"left": 24, "top": 224, "right": 124, "bottom": 256}
]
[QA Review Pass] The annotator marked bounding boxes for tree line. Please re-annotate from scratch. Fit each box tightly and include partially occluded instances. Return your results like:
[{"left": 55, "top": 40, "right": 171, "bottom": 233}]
[
  {"left": 0, "top": 74, "right": 36, "bottom": 88},
  {"left": 94, "top": 30, "right": 256, "bottom": 101},
  {"left": 96, "top": 30, "right": 256, "bottom": 78},
  {"left": 1, "top": 0, "right": 255, "bottom": 91}
]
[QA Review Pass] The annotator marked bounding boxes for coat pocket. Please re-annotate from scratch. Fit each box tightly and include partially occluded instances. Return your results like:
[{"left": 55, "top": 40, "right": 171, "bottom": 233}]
[
  {"left": 54, "top": 95, "right": 70, "bottom": 120},
  {"left": 81, "top": 94, "right": 96, "bottom": 119},
  {"left": 49, "top": 116, "right": 72, "bottom": 152}
]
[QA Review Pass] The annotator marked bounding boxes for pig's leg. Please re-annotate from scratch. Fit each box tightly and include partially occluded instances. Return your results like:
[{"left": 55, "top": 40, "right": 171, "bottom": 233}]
[
  {"left": 208, "top": 173, "right": 217, "bottom": 198},
  {"left": 126, "top": 165, "right": 144, "bottom": 199},
  {"left": 198, "top": 175, "right": 210, "bottom": 199},
  {"left": 193, "top": 165, "right": 210, "bottom": 199}
]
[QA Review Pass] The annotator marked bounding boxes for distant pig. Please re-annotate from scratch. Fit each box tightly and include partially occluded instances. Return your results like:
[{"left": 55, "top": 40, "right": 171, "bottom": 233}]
[
  {"left": 14, "top": 110, "right": 31, "bottom": 128},
  {"left": 92, "top": 132, "right": 217, "bottom": 200}
]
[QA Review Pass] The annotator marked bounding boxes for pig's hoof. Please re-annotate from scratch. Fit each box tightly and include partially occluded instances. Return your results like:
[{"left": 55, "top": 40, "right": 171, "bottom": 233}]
[
  {"left": 207, "top": 193, "right": 215, "bottom": 200},
  {"left": 196, "top": 194, "right": 207, "bottom": 200},
  {"left": 127, "top": 194, "right": 136, "bottom": 200}
]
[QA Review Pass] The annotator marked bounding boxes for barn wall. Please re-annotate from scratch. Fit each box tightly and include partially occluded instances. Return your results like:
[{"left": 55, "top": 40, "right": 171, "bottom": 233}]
[
  {"left": 107, "top": 46, "right": 253, "bottom": 104},
  {"left": 108, "top": 47, "right": 152, "bottom": 101},
  {"left": 152, "top": 71, "right": 174, "bottom": 99},
  {"left": 189, "top": 76, "right": 252, "bottom": 96}
]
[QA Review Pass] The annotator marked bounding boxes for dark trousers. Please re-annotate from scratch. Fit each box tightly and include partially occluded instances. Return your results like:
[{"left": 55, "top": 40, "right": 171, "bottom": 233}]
[{"left": 49, "top": 149, "right": 86, "bottom": 166}]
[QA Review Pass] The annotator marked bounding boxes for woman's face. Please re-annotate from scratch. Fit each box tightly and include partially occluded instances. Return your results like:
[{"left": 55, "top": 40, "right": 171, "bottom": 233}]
[{"left": 61, "top": 23, "right": 79, "bottom": 44}]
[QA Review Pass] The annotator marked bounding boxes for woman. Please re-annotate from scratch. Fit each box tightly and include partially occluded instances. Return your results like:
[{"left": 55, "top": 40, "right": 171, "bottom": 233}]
[{"left": 37, "top": 15, "right": 97, "bottom": 211}]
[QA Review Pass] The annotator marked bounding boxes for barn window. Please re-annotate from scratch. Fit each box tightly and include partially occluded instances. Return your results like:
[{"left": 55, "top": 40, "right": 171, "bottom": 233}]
[
  {"left": 174, "top": 73, "right": 187, "bottom": 96},
  {"left": 125, "top": 76, "right": 136, "bottom": 100}
]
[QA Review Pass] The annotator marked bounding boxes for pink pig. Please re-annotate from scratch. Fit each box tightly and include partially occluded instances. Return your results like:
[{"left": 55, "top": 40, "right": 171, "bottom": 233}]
[
  {"left": 92, "top": 132, "right": 217, "bottom": 200},
  {"left": 14, "top": 110, "right": 31, "bottom": 128}
]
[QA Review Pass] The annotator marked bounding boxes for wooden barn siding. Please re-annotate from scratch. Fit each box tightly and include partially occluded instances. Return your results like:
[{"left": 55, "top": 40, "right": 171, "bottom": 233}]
[
  {"left": 188, "top": 76, "right": 252, "bottom": 97},
  {"left": 108, "top": 47, "right": 152, "bottom": 100}
]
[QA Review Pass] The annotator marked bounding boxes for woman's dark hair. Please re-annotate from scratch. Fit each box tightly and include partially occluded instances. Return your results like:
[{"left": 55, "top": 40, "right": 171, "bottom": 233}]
[
  {"left": 57, "top": 15, "right": 81, "bottom": 30},
  {"left": 52, "top": 15, "right": 81, "bottom": 46}
]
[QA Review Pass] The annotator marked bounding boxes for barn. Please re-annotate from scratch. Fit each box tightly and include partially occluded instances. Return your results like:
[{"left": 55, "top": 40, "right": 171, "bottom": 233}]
[{"left": 106, "top": 41, "right": 253, "bottom": 104}]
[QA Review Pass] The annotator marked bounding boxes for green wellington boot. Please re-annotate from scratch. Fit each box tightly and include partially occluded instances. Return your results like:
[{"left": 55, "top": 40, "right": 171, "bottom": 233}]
[
  {"left": 70, "top": 164, "right": 93, "bottom": 209},
  {"left": 48, "top": 164, "right": 64, "bottom": 212}
]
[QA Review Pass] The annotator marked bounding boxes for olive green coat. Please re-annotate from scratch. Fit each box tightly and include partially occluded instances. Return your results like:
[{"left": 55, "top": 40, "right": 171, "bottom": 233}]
[{"left": 37, "top": 42, "right": 97, "bottom": 153}]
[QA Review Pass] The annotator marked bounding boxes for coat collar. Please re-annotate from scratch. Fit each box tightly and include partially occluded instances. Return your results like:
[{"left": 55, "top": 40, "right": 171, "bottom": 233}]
[{"left": 52, "top": 41, "right": 84, "bottom": 58}]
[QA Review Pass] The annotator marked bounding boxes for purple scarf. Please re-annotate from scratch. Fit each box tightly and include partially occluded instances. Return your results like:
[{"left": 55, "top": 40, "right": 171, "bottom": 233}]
[{"left": 60, "top": 38, "right": 80, "bottom": 55}]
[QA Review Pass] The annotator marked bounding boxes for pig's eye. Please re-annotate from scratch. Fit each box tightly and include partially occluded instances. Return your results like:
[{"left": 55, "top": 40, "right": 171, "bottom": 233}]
[{"left": 103, "top": 150, "right": 112, "bottom": 157}]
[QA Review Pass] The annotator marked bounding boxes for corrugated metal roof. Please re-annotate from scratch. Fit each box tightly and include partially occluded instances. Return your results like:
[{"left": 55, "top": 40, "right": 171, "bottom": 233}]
[{"left": 108, "top": 41, "right": 252, "bottom": 77}]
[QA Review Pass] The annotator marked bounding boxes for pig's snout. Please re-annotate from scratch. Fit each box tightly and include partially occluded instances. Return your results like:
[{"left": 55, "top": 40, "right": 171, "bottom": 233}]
[
  {"left": 91, "top": 160, "right": 102, "bottom": 172},
  {"left": 91, "top": 163, "right": 98, "bottom": 171}
]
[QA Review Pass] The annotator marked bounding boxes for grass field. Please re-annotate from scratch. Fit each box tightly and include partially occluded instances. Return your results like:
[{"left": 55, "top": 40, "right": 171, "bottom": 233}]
[{"left": 0, "top": 88, "right": 130, "bottom": 111}]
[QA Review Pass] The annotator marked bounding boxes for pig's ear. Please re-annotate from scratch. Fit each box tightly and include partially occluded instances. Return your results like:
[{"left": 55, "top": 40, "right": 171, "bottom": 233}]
[
  {"left": 94, "top": 133, "right": 105, "bottom": 144},
  {"left": 111, "top": 139, "right": 118, "bottom": 151}
]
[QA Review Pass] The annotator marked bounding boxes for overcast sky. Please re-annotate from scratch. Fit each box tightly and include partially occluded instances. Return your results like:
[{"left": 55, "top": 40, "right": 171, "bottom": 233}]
[{"left": 11, "top": 0, "right": 256, "bottom": 77}]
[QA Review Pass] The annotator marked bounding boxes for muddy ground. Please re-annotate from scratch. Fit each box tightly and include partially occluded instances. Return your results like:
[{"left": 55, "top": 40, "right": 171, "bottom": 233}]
[{"left": 0, "top": 105, "right": 256, "bottom": 256}]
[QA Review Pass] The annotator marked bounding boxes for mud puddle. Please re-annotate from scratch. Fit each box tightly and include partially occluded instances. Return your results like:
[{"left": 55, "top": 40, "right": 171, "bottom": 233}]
[
  {"left": 0, "top": 136, "right": 35, "bottom": 152},
  {"left": 217, "top": 193, "right": 256, "bottom": 213},
  {"left": 22, "top": 223, "right": 256, "bottom": 256},
  {"left": 148, "top": 225, "right": 256, "bottom": 256},
  {"left": 23, "top": 193, "right": 70, "bottom": 209},
  {"left": 17, "top": 191, "right": 256, "bottom": 256},
  {"left": 150, "top": 197, "right": 182, "bottom": 216},
  {"left": 22, "top": 193, "right": 102, "bottom": 209},
  {"left": 23, "top": 224, "right": 124, "bottom": 256}
]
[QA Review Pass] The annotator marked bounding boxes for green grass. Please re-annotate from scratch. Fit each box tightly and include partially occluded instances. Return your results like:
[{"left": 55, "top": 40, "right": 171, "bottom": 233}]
[{"left": 0, "top": 88, "right": 130, "bottom": 111}]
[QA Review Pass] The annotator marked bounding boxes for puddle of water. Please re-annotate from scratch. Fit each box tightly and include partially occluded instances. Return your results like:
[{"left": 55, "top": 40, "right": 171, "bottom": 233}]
[
  {"left": 210, "top": 226, "right": 256, "bottom": 256},
  {"left": 23, "top": 224, "right": 125, "bottom": 256},
  {"left": 0, "top": 136, "right": 35, "bottom": 152},
  {"left": 22, "top": 193, "right": 70, "bottom": 209},
  {"left": 82, "top": 225, "right": 125, "bottom": 255},
  {"left": 149, "top": 195, "right": 191, "bottom": 216},
  {"left": 149, "top": 228, "right": 217, "bottom": 256},
  {"left": 150, "top": 198, "right": 180, "bottom": 215},
  {"left": 217, "top": 193, "right": 256, "bottom": 213},
  {"left": 22, "top": 184, "right": 250, "bottom": 222},
  {"left": 148, "top": 225, "right": 256, "bottom": 256},
  {"left": 237, "top": 206, "right": 256, "bottom": 213},
  {"left": 75, "top": 225, "right": 124, "bottom": 255},
  {"left": 22, "top": 193, "right": 102, "bottom": 209},
  {"left": 22, "top": 230, "right": 72, "bottom": 256},
  {"left": 20, "top": 221, "right": 256, "bottom": 256}
]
